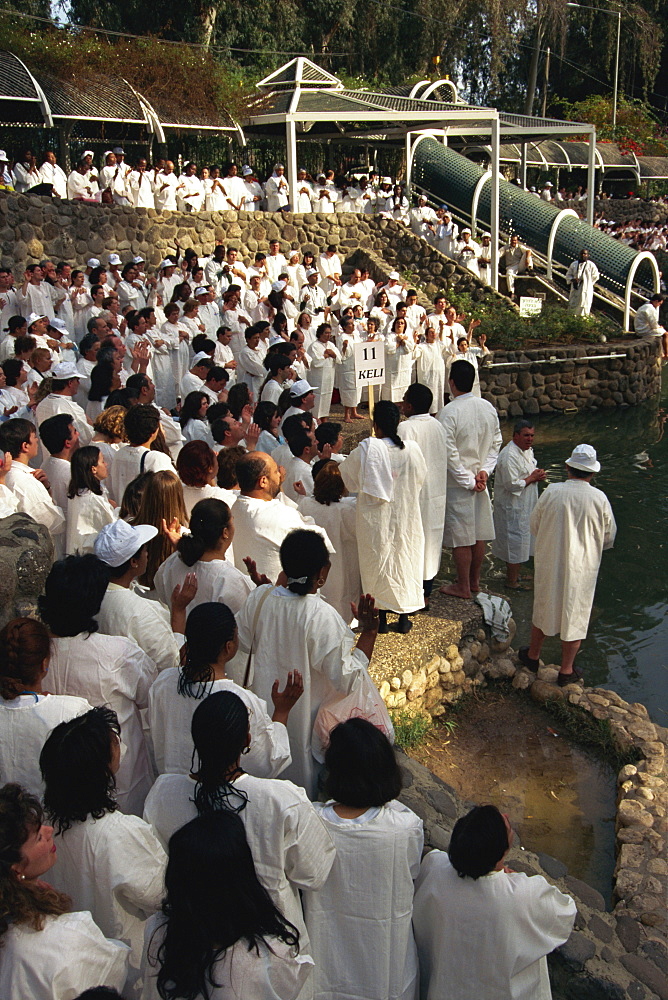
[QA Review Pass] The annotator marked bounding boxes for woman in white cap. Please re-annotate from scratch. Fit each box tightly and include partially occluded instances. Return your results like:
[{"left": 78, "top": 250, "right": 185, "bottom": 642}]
[
  {"left": 307, "top": 323, "right": 341, "bottom": 420},
  {"left": 242, "top": 165, "right": 264, "bottom": 210},
  {"left": 455, "top": 229, "right": 481, "bottom": 276}
]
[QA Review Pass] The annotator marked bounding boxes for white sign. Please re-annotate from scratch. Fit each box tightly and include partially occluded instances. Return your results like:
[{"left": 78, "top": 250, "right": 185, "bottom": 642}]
[
  {"left": 354, "top": 341, "right": 385, "bottom": 386},
  {"left": 519, "top": 295, "right": 543, "bottom": 318}
]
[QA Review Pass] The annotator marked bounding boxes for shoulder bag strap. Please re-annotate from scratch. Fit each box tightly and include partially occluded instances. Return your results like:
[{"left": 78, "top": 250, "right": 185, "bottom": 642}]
[{"left": 242, "top": 585, "right": 275, "bottom": 688}]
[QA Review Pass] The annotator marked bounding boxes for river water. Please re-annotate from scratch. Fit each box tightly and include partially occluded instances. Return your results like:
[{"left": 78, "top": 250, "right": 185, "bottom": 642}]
[{"left": 482, "top": 368, "right": 668, "bottom": 725}]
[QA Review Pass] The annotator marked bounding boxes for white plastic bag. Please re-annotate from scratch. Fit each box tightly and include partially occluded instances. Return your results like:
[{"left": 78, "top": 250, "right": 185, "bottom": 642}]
[{"left": 311, "top": 671, "right": 395, "bottom": 763}]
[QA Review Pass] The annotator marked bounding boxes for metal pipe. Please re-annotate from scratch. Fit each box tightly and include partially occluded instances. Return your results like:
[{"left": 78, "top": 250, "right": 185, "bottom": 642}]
[{"left": 485, "top": 353, "right": 627, "bottom": 368}]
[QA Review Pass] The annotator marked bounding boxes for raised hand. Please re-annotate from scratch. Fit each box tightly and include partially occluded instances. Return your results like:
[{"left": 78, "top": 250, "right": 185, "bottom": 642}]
[
  {"left": 243, "top": 557, "right": 273, "bottom": 587},
  {"left": 271, "top": 670, "right": 304, "bottom": 723}
]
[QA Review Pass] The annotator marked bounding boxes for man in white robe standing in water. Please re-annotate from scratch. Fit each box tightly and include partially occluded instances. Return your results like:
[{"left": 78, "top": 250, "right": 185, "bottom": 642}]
[
  {"left": 437, "top": 360, "right": 501, "bottom": 600},
  {"left": 492, "top": 419, "right": 545, "bottom": 589},
  {"left": 398, "top": 382, "right": 448, "bottom": 610},
  {"left": 519, "top": 444, "right": 616, "bottom": 687},
  {"left": 565, "top": 249, "right": 599, "bottom": 316}
]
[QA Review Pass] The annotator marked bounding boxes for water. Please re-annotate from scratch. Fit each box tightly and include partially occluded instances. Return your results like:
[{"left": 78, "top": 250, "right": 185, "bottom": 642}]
[
  {"left": 481, "top": 368, "right": 668, "bottom": 725},
  {"left": 414, "top": 690, "right": 617, "bottom": 905}
]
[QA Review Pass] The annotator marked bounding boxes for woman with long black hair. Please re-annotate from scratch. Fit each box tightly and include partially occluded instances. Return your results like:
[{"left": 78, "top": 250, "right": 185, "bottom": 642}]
[
  {"left": 147, "top": 601, "right": 296, "bottom": 777},
  {"left": 142, "top": 811, "right": 314, "bottom": 1000},
  {"left": 143, "top": 690, "right": 334, "bottom": 978},
  {"left": 40, "top": 707, "right": 166, "bottom": 995}
]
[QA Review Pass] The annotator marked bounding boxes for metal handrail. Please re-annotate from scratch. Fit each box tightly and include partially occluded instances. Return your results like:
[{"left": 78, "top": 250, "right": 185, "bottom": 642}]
[{"left": 412, "top": 181, "right": 654, "bottom": 313}]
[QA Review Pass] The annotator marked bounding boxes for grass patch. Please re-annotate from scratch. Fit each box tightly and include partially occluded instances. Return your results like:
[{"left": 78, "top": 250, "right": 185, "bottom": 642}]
[
  {"left": 391, "top": 709, "right": 433, "bottom": 751},
  {"left": 538, "top": 697, "right": 643, "bottom": 773}
]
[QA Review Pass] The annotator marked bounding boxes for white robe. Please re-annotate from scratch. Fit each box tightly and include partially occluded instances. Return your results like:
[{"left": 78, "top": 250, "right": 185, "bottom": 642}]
[
  {"left": 144, "top": 772, "right": 334, "bottom": 948},
  {"left": 336, "top": 329, "right": 364, "bottom": 407},
  {"left": 397, "top": 414, "right": 448, "bottom": 580},
  {"left": 416, "top": 341, "right": 449, "bottom": 415},
  {"left": 0, "top": 693, "right": 91, "bottom": 798},
  {"left": 437, "top": 393, "right": 501, "bottom": 548},
  {"left": 108, "top": 445, "right": 173, "bottom": 506},
  {"left": 48, "top": 633, "right": 157, "bottom": 815},
  {"left": 381, "top": 333, "right": 416, "bottom": 402},
  {"left": 565, "top": 259, "right": 600, "bottom": 316},
  {"left": 142, "top": 917, "right": 313, "bottom": 1000},
  {"left": 48, "top": 812, "right": 166, "bottom": 995},
  {"left": 96, "top": 582, "right": 181, "bottom": 674},
  {"left": 154, "top": 550, "right": 252, "bottom": 616},
  {"left": 0, "top": 911, "right": 129, "bottom": 1000},
  {"left": 491, "top": 441, "right": 539, "bottom": 564},
  {"left": 339, "top": 438, "right": 427, "bottom": 614},
  {"left": 4, "top": 462, "right": 66, "bottom": 556},
  {"left": 154, "top": 171, "right": 179, "bottom": 211},
  {"left": 412, "top": 851, "right": 576, "bottom": 1000},
  {"left": 297, "top": 496, "right": 360, "bottom": 624},
  {"left": 530, "top": 479, "right": 616, "bottom": 641},
  {"left": 455, "top": 238, "right": 482, "bottom": 276},
  {"left": 146, "top": 325, "right": 178, "bottom": 409},
  {"left": 147, "top": 670, "right": 290, "bottom": 778},
  {"left": 237, "top": 585, "right": 370, "bottom": 795},
  {"left": 36, "top": 393, "right": 93, "bottom": 445},
  {"left": 307, "top": 340, "right": 342, "bottom": 419},
  {"left": 66, "top": 489, "right": 115, "bottom": 555},
  {"left": 41, "top": 455, "right": 71, "bottom": 518},
  {"left": 39, "top": 161, "right": 68, "bottom": 199},
  {"left": 303, "top": 801, "right": 423, "bottom": 1000},
  {"left": 294, "top": 181, "right": 315, "bottom": 213},
  {"left": 265, "top": 173, "right": 290, "bottom": 211},
  {"left": 231, "top": 495, "right": 332, "bottom": 584}
]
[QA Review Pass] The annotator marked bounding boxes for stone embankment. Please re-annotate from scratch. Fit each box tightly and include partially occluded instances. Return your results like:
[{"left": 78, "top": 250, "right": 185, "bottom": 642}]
[{"left": 478, "top": 340, "right": 662, "bottom": 416}]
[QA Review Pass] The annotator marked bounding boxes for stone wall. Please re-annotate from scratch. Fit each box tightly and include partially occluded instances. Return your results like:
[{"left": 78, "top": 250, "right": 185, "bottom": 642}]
[
  {"left": 0, "top": 190, "right": 504, "bottom": 309},
  {"left": 478, "top": 340, "right": 663, "bottom": 417}
]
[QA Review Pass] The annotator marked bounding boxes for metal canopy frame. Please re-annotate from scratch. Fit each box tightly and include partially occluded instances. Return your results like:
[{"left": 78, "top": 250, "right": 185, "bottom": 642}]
[
  {"left": 244, "top": 59, "right": 598, "bottom": 292},
  {"left": 0, "top": 50, "right": 244, "bottom": 144}
]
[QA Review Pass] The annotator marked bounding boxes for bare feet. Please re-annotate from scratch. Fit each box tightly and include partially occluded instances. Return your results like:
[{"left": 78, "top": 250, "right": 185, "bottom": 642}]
[
  {"left": 343, "top": 417, "right": 353, "bottom": 423},
  {"left": 352, "top": 412, "right": 363, "bottom": 419},
  {"left": 439, "top": 583, "right": 472, "bottom": 599}
]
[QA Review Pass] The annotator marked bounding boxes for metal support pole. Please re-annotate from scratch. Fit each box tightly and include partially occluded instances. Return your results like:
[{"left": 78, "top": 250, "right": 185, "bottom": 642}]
[
  {"left": 613, "top": 12, "right": 620, "bottom": 136},
  {"left": 405, "top": 131, "right": 412, "bottom": 198},
  {"left": 520, "top": 142, "right": 527, "bottom": 190},
  {"left": 490, "top": 116, "right": 500, "bottom": 292},
  {"left": 587, "top": 128, "right": 596, "bottom": 227},
  {"left": 285, "top": 119, "right": 298, "bottom": 212}
]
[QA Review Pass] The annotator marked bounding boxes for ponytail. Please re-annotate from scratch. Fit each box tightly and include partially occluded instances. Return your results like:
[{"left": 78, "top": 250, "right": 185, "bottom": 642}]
[
  {"left": 373, "top": 400, "right": 405, "bottom": 449},
  {"left": 177, "top": 499, "right": 231, "bottom": 568}
]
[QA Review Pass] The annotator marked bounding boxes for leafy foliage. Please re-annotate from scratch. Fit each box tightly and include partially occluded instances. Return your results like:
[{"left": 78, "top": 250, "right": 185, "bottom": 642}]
[
  {"left": 0, "top": 19, "right": 257, "bottom": 122},
  {"left": 553, "top": 95, "right": 668, "bottom": 156}
]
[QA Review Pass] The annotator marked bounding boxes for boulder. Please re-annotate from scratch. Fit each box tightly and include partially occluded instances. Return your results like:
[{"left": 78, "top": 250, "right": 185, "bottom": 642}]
[{"left": 0, "top": 512, "right": 54, "bottom": 629}]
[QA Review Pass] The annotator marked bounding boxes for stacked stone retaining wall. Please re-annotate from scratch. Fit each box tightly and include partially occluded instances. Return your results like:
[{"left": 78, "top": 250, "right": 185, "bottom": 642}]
[{"left": 478, "top": 340, "right": 663, "bottom": 416}]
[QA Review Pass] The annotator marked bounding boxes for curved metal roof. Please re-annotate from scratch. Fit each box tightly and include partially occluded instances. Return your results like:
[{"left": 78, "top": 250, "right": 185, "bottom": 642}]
[{"left": 0, "top": 49, "right": 241, "bottom": 135}]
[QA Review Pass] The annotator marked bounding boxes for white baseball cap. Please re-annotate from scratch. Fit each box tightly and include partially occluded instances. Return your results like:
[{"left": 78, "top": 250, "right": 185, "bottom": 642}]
[
  {"left": 271, "top": 280, "right": 287, "bottom": 292},
  {"left": 87, "top": 257, "right": 101, "bottom": 268},
  {"left": 27, "top": 312, "right": 48, "bottom": 327},
  {"left": 461, "top": 227, "right": 472, "bottom": 235},
  {"left": 388, "top": 271, "right": 400, "bottom": 280},
  {"left": 192, "top": 351, "right": 211, "bottom": 365},
  {"left": 94, "top": 520, "right": 158, "bottom": 568},
  {"left": 159, "top": 259, "right": 176, "bottom": 269},
  {"left": 306, "top": 268, "right": 319, "bottom": 277},
  {"left": 133, "top": 255, "right": 145, "bottom": 264},
  {"left": 108, "top": 253, "right": 122, "bottom": 266},
  {"left": 242, "top": 165, "right": 253, "bottom": 176},
  {"left": 268, "top": 334, "right": 286, "bottom": 347},
  {"left": 195, "top": 286, "right": 209, "bottom": 296},
  {"left": 0, "top": 150, "right": 7, "bottom": 161},
  {"left": 48, "top": 317, "right": 68, "bottom": 332},
  {"left": 51, "top": 361, "right": 80, "bottom": 380},
  {"left": 382, "top": 177, "right": 392, "bottom": 184},
  {"left": 565, "top": 444, "right": 600, "bottom": 474},
  {"left": 290, "top": 379, "right": 316, "bottom": 397},
  {"left": 83, "top": 150, "right": 94, "bottom": 158}
]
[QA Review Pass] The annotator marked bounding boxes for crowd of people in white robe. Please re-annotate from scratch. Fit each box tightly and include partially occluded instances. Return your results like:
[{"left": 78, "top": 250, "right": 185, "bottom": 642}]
[{"left": 0, "top": 213, "right": 626, "bottom": 998}]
